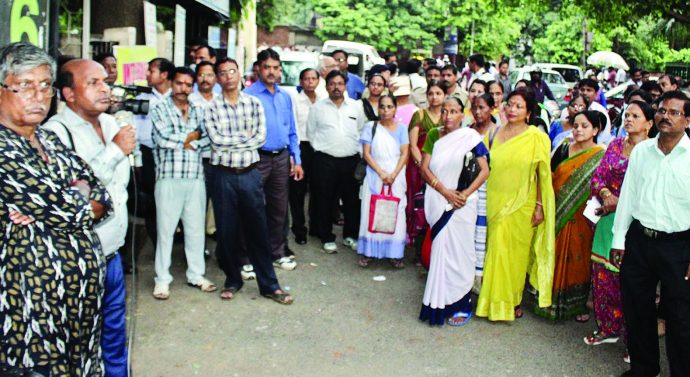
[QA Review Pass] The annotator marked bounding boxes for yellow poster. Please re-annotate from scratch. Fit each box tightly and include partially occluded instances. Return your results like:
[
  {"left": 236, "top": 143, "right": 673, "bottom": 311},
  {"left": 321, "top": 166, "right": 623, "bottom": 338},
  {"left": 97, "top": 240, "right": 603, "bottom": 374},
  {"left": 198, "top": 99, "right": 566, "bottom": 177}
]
[{"left": 113, "top": 46, "right": 158, "bottom": 85}]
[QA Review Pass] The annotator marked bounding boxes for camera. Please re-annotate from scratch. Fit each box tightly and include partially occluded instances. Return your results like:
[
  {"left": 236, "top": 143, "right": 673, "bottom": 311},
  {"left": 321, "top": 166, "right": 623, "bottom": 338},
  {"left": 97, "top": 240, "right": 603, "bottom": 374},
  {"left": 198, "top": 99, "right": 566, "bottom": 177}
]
[{"left": 108, "top": 85, "right": 152, "bottom": 115}]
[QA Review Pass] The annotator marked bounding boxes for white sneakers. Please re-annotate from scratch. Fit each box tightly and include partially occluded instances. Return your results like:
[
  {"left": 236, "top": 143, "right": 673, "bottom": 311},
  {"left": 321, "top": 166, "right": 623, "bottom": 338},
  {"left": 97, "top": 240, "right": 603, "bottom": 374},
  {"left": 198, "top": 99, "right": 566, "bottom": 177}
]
[
  {"left": 273, "top": 257, "right": 297, "bottom": 271},
  {"left": 322, "top": 242, "right": 338, "bottom": 254},
  {"left": 342, "top": 237, "right": 358, "bottom": 251},
  {"left": 241, "top": 264, "right": 256, "bottom": 280}
]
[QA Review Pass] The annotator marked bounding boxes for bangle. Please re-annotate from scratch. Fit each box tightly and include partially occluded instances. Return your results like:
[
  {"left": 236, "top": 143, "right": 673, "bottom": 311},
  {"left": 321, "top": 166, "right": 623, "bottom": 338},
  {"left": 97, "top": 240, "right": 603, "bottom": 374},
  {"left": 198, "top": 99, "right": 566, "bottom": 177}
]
[
  {"left": 599, "top": 188, "right": 612, "bottom": 199},
  {"left": 431, "top": 178, "right": 438, "bottom": 188},
  {"left": 535, "top": 201, "right": 543, "bottom": 207}
]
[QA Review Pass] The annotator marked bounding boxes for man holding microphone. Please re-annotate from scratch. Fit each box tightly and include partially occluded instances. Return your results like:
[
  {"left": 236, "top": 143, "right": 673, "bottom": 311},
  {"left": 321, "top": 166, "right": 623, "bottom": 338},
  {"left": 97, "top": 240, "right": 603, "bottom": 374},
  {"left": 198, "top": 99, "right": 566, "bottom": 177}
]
[{"left": 44, "top": 59, "right": 134, "bottom": 377}]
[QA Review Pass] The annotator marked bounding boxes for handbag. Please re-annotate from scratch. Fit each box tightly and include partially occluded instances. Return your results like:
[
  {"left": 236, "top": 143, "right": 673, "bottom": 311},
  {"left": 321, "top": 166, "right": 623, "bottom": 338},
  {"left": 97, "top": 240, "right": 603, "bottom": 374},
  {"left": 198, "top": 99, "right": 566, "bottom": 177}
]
[
  {"left": 457, "top": 150, "right": 480, "bottom": 192},
  {"left": 368, "top": 184, "right": 400, "bottom": 234},
  {"left": 353, "top": 123, "right": 377, "bottom": 183}
]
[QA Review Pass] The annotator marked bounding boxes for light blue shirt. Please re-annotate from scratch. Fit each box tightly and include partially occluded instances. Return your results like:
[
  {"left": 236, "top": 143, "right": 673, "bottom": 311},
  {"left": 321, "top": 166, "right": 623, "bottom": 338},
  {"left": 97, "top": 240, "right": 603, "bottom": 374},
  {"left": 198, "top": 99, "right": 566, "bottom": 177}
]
[{"left": 243, "top": 79, "right": 301, "bottom": 165}]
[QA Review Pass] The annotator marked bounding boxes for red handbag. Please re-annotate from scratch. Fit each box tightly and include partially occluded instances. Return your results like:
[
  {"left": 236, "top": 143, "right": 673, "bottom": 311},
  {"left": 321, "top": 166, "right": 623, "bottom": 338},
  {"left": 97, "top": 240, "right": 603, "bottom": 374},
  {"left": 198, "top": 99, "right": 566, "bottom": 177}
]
[{"left": 368, "top": 184, "right": 400, "bottom": 234}]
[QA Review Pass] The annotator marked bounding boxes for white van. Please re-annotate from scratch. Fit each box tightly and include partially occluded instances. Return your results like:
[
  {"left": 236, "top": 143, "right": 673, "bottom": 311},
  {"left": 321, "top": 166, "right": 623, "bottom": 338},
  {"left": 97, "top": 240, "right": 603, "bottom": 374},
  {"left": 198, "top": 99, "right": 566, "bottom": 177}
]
[
  {"left": 533, "top": 63, "right": 583, "bottom": 88},
  {"left": 322, "top": 40, "right": 385, "bottom": 79}
]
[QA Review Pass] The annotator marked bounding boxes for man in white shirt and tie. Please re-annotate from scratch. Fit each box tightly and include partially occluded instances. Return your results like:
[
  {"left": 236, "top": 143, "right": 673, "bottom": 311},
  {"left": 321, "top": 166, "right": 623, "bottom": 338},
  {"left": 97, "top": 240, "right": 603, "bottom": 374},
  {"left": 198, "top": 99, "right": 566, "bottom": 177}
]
[{"left": 611, "top": 91, "right": 690, "bottom": 377}]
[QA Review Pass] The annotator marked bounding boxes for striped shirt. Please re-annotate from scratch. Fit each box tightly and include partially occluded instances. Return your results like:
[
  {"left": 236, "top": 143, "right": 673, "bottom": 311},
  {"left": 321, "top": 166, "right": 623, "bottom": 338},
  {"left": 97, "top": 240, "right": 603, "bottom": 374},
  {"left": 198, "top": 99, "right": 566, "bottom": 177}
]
[
  {"left": 204, "top": 92, "right": 266, "bottom": 169},
  {"left": 150, "top": 97, "right": 209, "bottom": 180}
]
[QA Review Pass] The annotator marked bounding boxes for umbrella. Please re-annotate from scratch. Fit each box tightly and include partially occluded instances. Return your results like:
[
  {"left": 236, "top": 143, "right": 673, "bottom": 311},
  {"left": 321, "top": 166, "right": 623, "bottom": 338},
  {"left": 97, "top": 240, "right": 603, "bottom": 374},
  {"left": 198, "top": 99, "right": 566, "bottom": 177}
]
[{"left": 587, "top": 51, "right": 629, "bottom": 70}]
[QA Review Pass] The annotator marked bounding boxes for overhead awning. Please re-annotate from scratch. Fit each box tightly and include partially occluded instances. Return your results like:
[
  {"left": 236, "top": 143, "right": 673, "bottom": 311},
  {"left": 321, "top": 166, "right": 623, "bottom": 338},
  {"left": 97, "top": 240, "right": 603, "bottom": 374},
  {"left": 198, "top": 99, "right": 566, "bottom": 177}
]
[{"left": 195, "top": 0, "right": 229, "bottom": 17}]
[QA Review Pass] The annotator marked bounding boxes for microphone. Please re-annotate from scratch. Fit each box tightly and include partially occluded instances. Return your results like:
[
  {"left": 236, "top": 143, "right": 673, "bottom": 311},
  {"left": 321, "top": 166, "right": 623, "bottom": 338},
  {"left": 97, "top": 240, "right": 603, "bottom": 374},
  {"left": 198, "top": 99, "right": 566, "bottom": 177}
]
[{"left": 114, "top": 111, "right": 141, "bottom": 167}]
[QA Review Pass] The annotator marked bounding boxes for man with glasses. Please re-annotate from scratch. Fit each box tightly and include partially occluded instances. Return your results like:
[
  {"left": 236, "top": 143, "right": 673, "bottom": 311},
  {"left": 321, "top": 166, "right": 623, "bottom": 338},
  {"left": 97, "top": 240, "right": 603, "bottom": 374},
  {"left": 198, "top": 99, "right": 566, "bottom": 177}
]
[
  {"left": 332, "top": 49, "right": 364, "bottom": 100},
  {"left": 306, "top": 70, "right": 365, "bottom": 253},
  {"left": 205, "top": 57, "right": 293, "bottom": 304},
  {"left": 44, "top": 58, "right": 136, "bottom": 377},
  {"left": 611, "top": 91, "right": 690, "bottom": 377}
]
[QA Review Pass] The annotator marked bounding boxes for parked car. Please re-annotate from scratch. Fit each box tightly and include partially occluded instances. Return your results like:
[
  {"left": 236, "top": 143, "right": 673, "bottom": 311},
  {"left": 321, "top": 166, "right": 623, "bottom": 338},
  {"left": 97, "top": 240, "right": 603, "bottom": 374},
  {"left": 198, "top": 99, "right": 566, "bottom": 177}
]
[
  {"left": 533, "top": 63, "right": 582, "bottom": 89},
  {"left": 277, "top": 50, "right": 320, "bottom": 96},
  {"left": 509, "top": 66, "right": 569, "bottom": 108},
  {"left": 322, "top": 40, "right": 385, "bottom": 79}
]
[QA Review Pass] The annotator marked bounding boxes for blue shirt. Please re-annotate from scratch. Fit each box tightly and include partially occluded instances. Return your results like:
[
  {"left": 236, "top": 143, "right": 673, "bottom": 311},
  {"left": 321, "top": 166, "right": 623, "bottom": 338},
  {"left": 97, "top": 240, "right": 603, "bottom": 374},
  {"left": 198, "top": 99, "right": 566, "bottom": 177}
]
[
  {"left": 346, "top": 72, "right": 365, "bottom": 100},
  {"left": 243, "top": 79, "right": 301, "bottom": 164}
]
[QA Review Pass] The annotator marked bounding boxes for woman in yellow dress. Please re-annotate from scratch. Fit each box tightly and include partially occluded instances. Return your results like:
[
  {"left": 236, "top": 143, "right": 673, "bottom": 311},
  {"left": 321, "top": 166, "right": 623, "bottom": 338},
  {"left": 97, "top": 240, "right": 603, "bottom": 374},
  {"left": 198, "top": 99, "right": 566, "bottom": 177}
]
[{"left": 475, "top": 88, "right": 556, "bottom": 321}]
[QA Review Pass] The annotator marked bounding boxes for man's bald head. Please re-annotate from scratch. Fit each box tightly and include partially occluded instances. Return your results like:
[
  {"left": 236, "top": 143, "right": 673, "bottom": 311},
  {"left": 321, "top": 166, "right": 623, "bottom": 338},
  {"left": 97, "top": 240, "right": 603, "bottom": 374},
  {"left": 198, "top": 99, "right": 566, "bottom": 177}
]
[
  {"left": 319, "top": 56, "right": 338, "bottom": 78},
  {"left": 58, "top": 59, "right": 111, "bottom": 116}
]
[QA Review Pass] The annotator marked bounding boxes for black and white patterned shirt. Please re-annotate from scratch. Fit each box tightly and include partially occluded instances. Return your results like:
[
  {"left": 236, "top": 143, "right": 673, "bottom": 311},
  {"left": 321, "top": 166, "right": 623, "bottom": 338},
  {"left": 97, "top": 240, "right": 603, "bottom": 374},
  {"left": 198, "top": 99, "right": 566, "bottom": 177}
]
[{"left": 204, "top": 92, "right": 266, "bottom": 169}]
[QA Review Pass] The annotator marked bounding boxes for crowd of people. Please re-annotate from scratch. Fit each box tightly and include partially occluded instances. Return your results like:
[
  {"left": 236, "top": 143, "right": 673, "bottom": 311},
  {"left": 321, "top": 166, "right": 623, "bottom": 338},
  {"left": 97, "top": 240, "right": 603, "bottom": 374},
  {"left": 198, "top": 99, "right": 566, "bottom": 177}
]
[{"left": 0, "top": 39, "right": 689, "bottom": 377}]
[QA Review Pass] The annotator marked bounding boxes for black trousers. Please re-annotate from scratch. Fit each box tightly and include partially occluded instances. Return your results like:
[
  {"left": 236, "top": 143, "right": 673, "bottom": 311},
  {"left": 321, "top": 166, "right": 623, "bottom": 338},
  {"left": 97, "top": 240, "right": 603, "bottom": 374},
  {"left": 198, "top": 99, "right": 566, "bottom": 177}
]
[
  {"left": 311, "top": 151, "right": 361, "bottom": 244},
  {"left": 621, "top": 220, "right": 690, "bottom": 377},
  {"left": 288, "top": 141, "right": 315, "bottom": 239}
]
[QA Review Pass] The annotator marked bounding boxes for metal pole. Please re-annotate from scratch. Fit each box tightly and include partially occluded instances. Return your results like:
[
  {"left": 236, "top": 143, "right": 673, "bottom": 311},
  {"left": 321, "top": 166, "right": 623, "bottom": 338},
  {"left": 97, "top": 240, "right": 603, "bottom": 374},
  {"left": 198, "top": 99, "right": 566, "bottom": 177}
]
[
  {"left": 470, "top": 19, "right": 475, "bottom": 56},
  {"left": 582, "top": 19, "right": 586, "bottom": 69},
  {"left": 82, "top": 0, "right": 90, "bottom": 58}
]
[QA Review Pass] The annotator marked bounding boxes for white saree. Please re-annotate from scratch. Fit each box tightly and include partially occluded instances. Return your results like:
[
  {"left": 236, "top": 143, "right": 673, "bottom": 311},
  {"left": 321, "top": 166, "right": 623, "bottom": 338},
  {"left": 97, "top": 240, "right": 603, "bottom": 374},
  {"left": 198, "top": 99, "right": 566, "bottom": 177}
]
[
  {"left": 357, "top": 123, "right": 407, "bottom": 259},
  {"left": 422, "top": 127, "right": 482, "bottom": 312}
]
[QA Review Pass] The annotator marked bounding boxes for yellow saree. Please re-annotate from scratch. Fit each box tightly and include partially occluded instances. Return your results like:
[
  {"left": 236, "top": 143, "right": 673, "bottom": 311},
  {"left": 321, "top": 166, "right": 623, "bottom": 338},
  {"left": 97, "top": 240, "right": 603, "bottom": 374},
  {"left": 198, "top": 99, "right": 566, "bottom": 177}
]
[{"left": 475, "top": 127, "right": 556, "bottom": 321}]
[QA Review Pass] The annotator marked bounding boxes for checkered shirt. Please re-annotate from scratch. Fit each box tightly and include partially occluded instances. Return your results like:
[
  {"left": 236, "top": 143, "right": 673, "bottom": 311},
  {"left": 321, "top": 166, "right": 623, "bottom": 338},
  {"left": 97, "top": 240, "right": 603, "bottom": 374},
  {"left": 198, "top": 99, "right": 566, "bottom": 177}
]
[
  {"left": 150, "top": 96, "right": 209, "bottom": 180},
  {"left": 204, "top": 92, "right": 266, "bottom": 169}
]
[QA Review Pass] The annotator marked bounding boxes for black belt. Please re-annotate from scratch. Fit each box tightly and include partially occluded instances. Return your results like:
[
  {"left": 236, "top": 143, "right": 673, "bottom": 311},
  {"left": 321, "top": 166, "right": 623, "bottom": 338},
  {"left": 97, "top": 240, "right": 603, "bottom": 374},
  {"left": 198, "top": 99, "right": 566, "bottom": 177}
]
[
  {"left": 259, "top": 147, "right": 287, "bottom": 156},
  {"left": 216, "top": 162, "right": 257, "bottom": 174},
  {"left": 633, "top": 220, "right": 690, "bottom": 241}
]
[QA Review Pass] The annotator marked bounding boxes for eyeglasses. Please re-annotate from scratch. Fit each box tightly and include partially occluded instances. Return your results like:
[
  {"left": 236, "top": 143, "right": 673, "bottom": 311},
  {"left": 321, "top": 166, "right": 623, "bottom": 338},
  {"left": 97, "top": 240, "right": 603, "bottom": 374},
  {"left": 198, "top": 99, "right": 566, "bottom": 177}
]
[
  {"left": 656, "top": 108, "right": 685, "bottom": 117},
  {"left": 334, "top": 58, "right": 347, "bottom": 63},
  {"left": 198, "top": 73, "right": 216, "bottom": 79},
  {"left": 1, "top": 82, "right": 56, "bottom": 99},
  {"left": 569, "top": 104, "right": 586, "bottom": 110},
  {"left": 217, "top": 69, "right": 237, "bottom": 78}
]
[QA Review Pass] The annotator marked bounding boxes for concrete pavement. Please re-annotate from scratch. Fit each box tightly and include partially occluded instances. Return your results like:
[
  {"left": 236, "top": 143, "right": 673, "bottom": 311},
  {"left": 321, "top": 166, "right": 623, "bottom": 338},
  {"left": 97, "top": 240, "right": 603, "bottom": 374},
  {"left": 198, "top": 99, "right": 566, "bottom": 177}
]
[{"left": 126, "top": 231, "right": 668, "bottom": 377}]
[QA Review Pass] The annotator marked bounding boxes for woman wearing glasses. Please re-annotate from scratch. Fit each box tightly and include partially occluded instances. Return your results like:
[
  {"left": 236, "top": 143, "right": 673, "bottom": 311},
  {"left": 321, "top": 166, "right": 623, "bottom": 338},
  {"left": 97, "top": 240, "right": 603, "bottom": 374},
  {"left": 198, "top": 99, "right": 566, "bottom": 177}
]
[{"left": 0, "top": 43, "right": 111, "bottom": 376}]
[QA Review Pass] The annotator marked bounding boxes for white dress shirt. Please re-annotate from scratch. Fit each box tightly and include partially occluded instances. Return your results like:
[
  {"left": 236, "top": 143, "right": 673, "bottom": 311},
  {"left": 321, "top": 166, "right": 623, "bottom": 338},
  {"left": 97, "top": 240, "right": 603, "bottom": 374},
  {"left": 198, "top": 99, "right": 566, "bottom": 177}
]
[
  {"left": 612, "top": 135, "right": 690, "bottom": 249},
  {"left": 43, "top": 107, "right": 131, "bottom": 256},
  {"left": 134, "top": 87, "right": 171, "bottom": 148},
  {"left": 589, "top": 101, "right": 613, "bottom": 145},
  {"left": 306, "top": 97, "right": 365, "bottom": 157},
  {"left": 292, "top": 90, "right": 326, "bottom": 143}
]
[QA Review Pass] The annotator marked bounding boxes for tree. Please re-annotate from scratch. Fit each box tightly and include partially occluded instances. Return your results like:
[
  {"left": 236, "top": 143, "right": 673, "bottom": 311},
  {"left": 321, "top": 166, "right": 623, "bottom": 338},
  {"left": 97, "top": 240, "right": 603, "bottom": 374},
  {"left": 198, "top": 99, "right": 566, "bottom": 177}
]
[
  {"left": 531, "top": 4, "right": 612, "bottom": 65},
  {"left": 311, "top": 0, "right": 441, "bottom": 51}
]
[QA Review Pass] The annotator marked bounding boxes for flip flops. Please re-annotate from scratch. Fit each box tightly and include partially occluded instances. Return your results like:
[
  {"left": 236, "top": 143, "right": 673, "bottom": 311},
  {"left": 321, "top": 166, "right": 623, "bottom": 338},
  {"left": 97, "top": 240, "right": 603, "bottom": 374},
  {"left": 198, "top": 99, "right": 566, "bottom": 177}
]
[{"left": 447, "top": 311, "right": 473, "bottom": 327}]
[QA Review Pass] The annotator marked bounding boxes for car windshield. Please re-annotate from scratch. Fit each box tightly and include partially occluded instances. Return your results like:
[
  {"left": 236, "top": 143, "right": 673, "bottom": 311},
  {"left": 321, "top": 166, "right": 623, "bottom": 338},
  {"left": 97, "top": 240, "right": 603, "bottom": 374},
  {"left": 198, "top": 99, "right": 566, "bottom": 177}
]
[
  {"left": 281, "top": 60, "right": 316, "bottom": 87},
  {"left": 552, "top": 68, "right": 580, "bottom": 83},
  {"left": 543, "top": 72, "right": 564, "bottom": 85}
]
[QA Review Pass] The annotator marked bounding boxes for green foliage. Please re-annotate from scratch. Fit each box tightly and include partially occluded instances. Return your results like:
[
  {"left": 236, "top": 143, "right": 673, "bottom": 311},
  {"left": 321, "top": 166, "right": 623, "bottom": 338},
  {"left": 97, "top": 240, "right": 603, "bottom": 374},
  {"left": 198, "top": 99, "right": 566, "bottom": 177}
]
[{"left": 311, "top": 0, "right": 441, "bottom": 51}]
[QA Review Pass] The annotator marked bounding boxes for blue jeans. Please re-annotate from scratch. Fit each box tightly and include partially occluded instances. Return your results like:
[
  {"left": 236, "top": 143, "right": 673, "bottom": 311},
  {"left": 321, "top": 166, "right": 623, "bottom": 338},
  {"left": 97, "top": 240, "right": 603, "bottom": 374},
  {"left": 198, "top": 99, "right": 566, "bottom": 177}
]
[
  {"left": 102, "top": 253, "right": 128, "bottom": 377},
  {"left": 211, "top": 166, "right": 280, "bottom": 294}
]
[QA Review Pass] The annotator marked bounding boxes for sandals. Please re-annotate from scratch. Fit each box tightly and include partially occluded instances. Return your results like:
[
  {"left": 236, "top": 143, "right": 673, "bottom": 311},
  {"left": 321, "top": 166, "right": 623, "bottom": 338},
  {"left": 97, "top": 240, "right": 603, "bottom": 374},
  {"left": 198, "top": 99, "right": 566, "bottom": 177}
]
[
  {"left": 390, "top": 259, "right": 405, "bottom": 269},
  {"left": 153, "top": 282, "right": 170, "bottom": 300},
  {"left": 263, "top": 290, "right": 294, "bottom": 305},
  {"left": 447, "top": 311, "right": 473, "bottom": 327},
  {"left": 575, "top": 314, "right": 591, "bottom": 323},
  {"left": 357, "top": 257, "right": 370, "bottom": 268},
  {"left": 514, "top": 306, "right": 523, "bottom": 319},
  {"left": 220, "top": 286, "right": 238, "bottom": 301},
  {"left": 584, "top": 331, "right": 619, "bottom": 346},
  {"left": 187, "top": 278, "right": 217, "bottom": 293}
]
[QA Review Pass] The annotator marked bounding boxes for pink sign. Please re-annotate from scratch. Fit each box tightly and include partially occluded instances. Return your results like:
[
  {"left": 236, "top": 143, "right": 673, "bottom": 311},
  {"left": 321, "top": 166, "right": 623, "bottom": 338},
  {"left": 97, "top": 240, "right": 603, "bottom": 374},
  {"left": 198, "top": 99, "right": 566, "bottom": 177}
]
[{"left": 122, "top": 62, "right": 148, "bottom": 85}]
